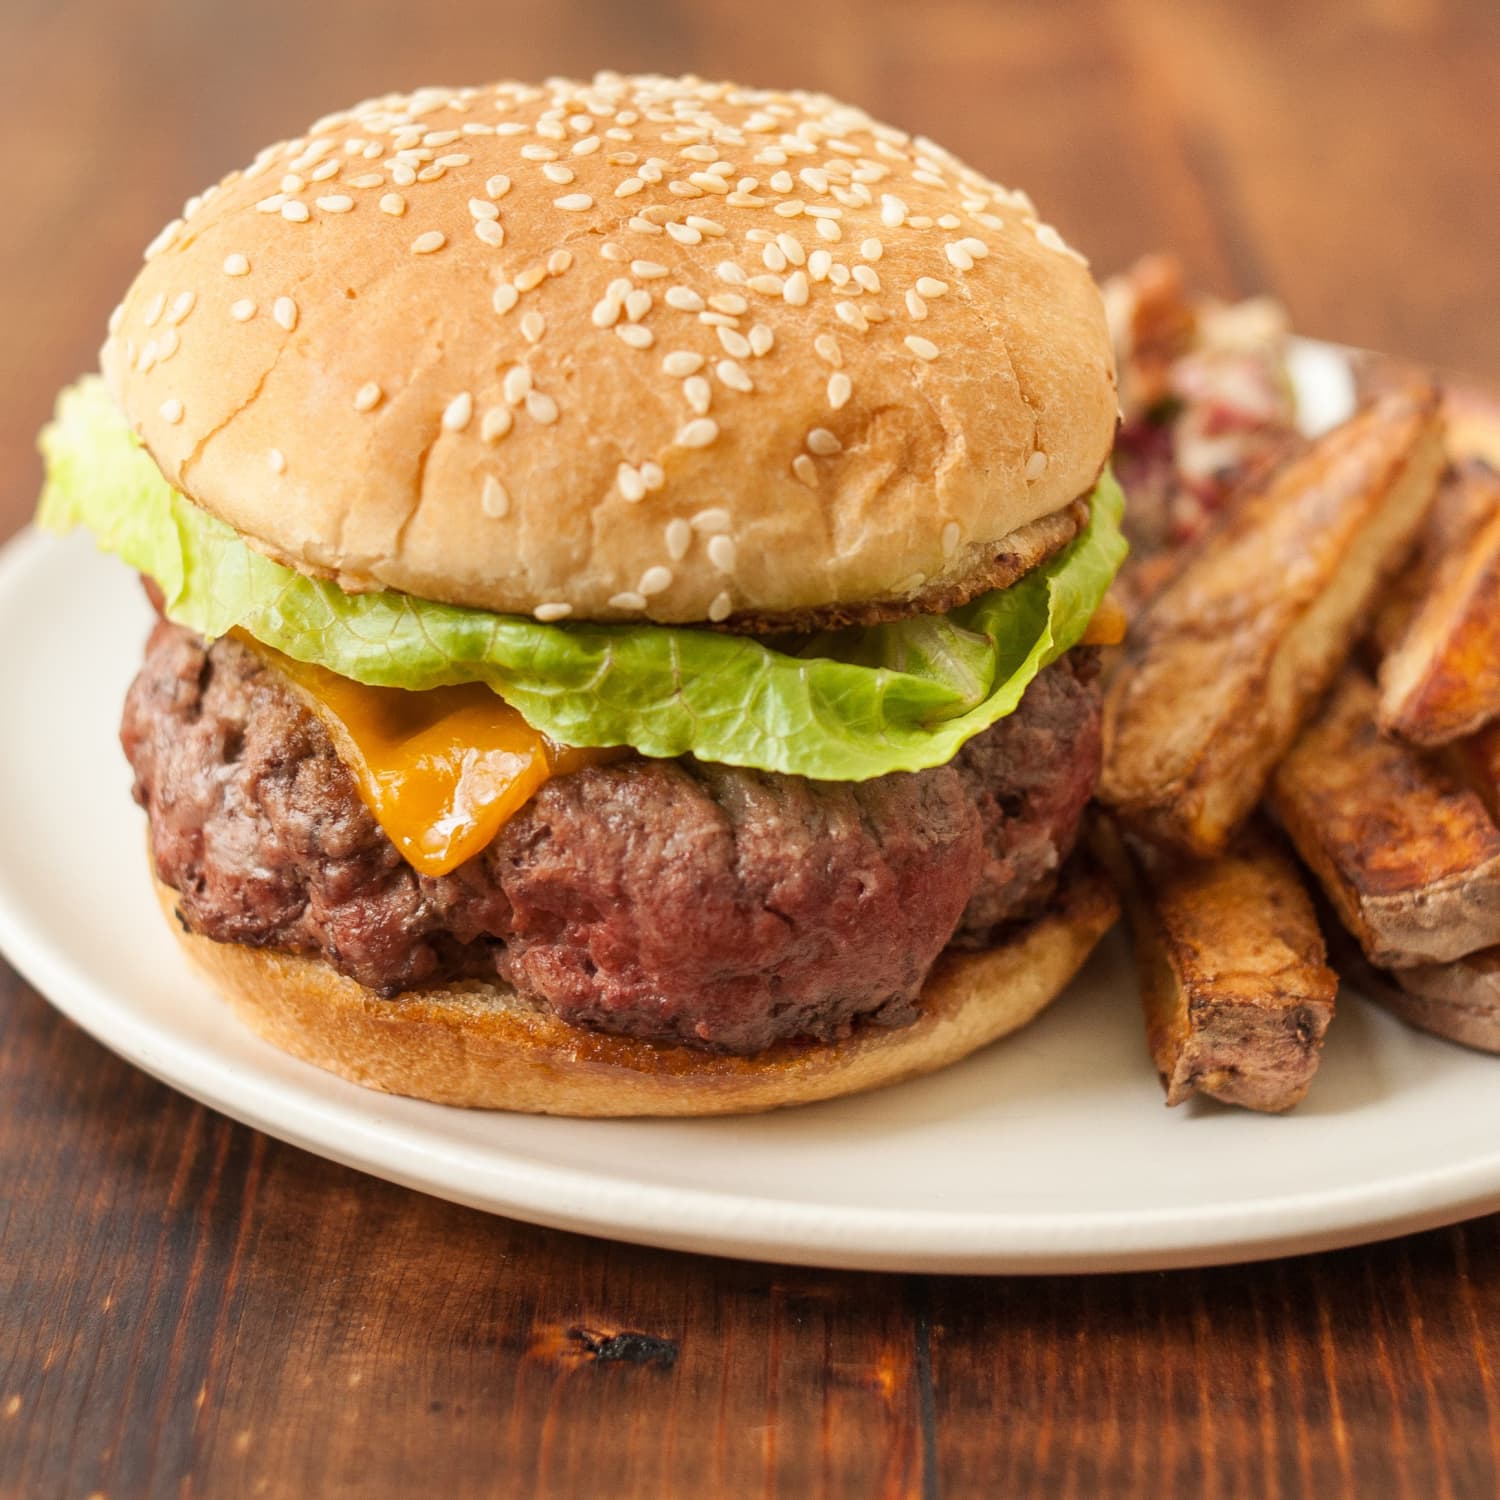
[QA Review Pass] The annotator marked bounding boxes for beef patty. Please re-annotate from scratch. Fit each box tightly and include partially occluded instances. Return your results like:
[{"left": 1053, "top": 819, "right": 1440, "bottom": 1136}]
[{"left": 122, "top": 623, "right": 1100, "bottom": 1053}]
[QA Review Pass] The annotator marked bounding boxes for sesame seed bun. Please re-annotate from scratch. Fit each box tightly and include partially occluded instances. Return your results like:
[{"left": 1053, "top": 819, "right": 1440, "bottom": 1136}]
[
  {"left": 155, "top": 859, "right": 1119, "bottom": 1116},
  {"left": 102, "top": 74, "right": 1117, "bottom": 627}
]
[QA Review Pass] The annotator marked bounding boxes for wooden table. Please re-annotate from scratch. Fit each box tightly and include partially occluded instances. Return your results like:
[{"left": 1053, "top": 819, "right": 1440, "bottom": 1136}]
[{"left": 4, "top": 2, "right": 1499, "bottom": 1494}]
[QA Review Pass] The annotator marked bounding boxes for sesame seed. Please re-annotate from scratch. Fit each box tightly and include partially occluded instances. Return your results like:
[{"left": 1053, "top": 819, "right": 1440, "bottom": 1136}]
[
  {"left": 267, "top": 448, "right": 286, "bottom": 474},
  {"left": 708, "top": 292, "right": 748, "bottom": 315},
  {"left": 716, "top": 359, "right": 753, "bottom": 393},
  {"left": 835, "top": 301, "right": 868, "bottom": 332},
  {"left": 942, "top": 521, "right": 961, "bottom": 557},
  {"left": 591, "top": 296, "right": 622, "bottom": 328},
  {"left": 492, "top": 284, "right": 519, "bottom": 315},
  {"left": 808, "top": 249, "right": 833, "bottom": 281},
  {"left": 389, "top": 163, "right": 417, "bottom": 187},
  {"left": 572, "top": 135, "right": 601, "bottom": 155},
  {"left": 663, "top": 350, "right": 704, "bottom": 376},
  {"left": 814, "top": 334, "right": 842, "bottom": 366},
  {"left": 906, "top": 291, "right": 928, "bottom": 320},
  {"left": 521, "top": 144, "right": 558, "bottom": 161},
  {"left": 143, "top": 292, "right": 166, "bottom": 326},
  {"left": 554, "top": 193, "right": 593, "bottom": 212},
  {"left": 354, "top": 382, "right": 382, "bottom": 412},
  {"left": 625, "top": 289, "right": 653, "bottom": 321},
  {"left": 535, "top": 603, "right": 573, "bottom": 622},
  {"left": 853, "top": 265, "right": 881, "bottom": 292},
  {"left": 709, "top": 592, "right": 733, "bottom": 623},
  {"left": 169, "top": 291, "right": 196, "bottom": 324},
  {"left": 223, "top": 253, "right": 250, "bottom": 276},
  {"left": 945, "top": 242, "right": 975, "bottom": 271},
  {"left": 474, "top": 219, "right": 505, "bottom": 247},
  {"left": 256, "top": 194, "right": 288, "bottom": 214},
  {"left": 666, "top": 221, "right": 702, "bottom": 245},
  {"left": 807, "top": 427, "right": 841, "bottom": 456},
  {"left": 782, "top": 269, "right": 810, "bottom": 306},
  {"left": 1026, "top": 450, "right": 1049, "bottom": 480},
  {"left": 715, "top": 261, "right": 748, "bottom": 285},
  {"left": 526, "top": 391, "right": 559, "bottom": 425},
  {"left": 707, "top": 534, "right": 737, "bottom": 572},
  {"left": 639, "top": 566, "right": 673, "bottom": 596},
  {"left": 481, "top": 476, "right": 510, "bottom": 518},
  {"left": 615, "top": 324, "right": 654, "bottom": 349},
  {"left": 469, "top": 197, "right": 500, "bottom": 220},
  {"left": 684, "top": 375, "right": 712, "bottom": 415},
  {"left": 665, "top": 519, "right": 693, "bottom": 560},
  {"left": 617, "top": 464, "right": 646, "bottom": 502},
  {"left": 828, "top": 372, "right": 853, "bottom": 409},
  {"left": 548, "top": 250, "right": 573, "bottom": 274},
  {"left": 610, "top": 592, "right": 648, "bottom": 610},
  {"left": 481, "top": 406, "right": 513, "bottom": 442},
  {"left": 514, "top": 263, "right": 547, "bottom": 291},
  {"left": 880, "top": 194, "right": 908, "bottom": 227},
  {"left": 503, "top": 366, "right": 532, "bottom": 405},
  {"left": 486, "top": 174, "right": 511, "bottom": 198},
  {"left": 915, "top": 277, "right": 949, "bottom": 297},
  {"left": 280, "top": 173, "right": 306, "bottom": 193},
  {"left": 542, "top": 163, "right": 575, "bottom": 184},
  {"left": 717, "top": 327, "right": 751, "bottom": 359},
  {"left": 159, "top": 398, "right": 184, "bottom": 424},
  {"left": 860, "top": 237, "right": 884, "bottom": 260},
  {"left": 435, "top": 153, "right": 471, "bottom": 169},
  {"left": 615, "top": 177, "right": 645, "bottom": 197},
  {"left": 665, "top": 286, "right": 705, "bottom": 312},
  {"left": 521, "top": 311, "right": 546, "bottom": 344},
  {"left": 692, "top": 508, "right": 731, "bottom": 533},
  {"left": 317, "top": 195, "right": 354, "bottom": 213},
  {"left": 676, "top": 418, "right": 718, "bottom": 449},
  {"left": 748, "top": 324, "right": 774, "bottom": 357},
  {"left": 747, "top": 274, "right": 783, "bottom": 297},
  {"left": 273, "top": 296, "right": 298, "bottom": 331},
  {"left": 938, "top": 213, "right": 962, "bottom": 230},
  {"left": 412, "top": 231, "right": 446, "bottom": 254},
  {"left": 792, "top": 454, "right": 818, "bottom": 486},
  {"left": 281, "top": 200, "right": 311, "bottom": 223},
  {"left": 960, "top": 236, "right": 990, "bottom": 258},
  {"left": 442, "top": 392, "right": 473, "bottom": 431},
  {"left": 905, "top": 335, "right": 940, "bottom": 361},
  {"left": 380, "top": 193, "right": 406, "bottom": 216},
  {"left": 230, "top": 298, "right": 256, "bottom": 322},
  {"left": 348, "top": 173, "right": 384, "bottom": 188},
  {"left": 632, "top": 260, "right": 668, "bottom": 278}
]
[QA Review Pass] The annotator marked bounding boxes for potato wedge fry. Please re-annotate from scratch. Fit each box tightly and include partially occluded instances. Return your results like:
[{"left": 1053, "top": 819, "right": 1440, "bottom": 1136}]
[
  {"left": 1455, "top": 721, "right": 1500, "bottom": 824},
  {"left": 1334, "top": 932, "right": 1500, "bottom": 1056},
  {"left": 1445, "top": 383, "right": 1500, "bottom": 470},
  {"left": 1268, "top": 669, "right": 1500, "bottom": 967},
  {"left": 1100, "top": 382, "right": 1445, "bottom": 856},
  {"left": 1094, "top": 817, "right": 1337, "bottom": 1113},
  {"left": 1378, "top": 464, "right": 1500, "bottom": 746},
  {"left": 1369, "top": 459, "right": 1500, "bottom": 657}
]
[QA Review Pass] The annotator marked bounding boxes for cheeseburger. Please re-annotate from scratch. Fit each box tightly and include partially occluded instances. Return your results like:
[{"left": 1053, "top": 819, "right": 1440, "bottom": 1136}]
[{"left": 39, "top": 74, "right": 1126, "bottom": 1114}]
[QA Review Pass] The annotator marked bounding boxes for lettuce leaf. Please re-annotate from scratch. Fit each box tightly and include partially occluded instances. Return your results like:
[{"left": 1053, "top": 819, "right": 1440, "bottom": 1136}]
[{"left": 37, "top": 376, "right": 1125, "bottom": 780}]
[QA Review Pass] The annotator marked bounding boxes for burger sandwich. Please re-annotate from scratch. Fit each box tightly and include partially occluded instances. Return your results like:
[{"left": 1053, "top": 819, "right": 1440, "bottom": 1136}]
[{"left": 38, "top": 73, "right": 1126, "bottom": 1114}]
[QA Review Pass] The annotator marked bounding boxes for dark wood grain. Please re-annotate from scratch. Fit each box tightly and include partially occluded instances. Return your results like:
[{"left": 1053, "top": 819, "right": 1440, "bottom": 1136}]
[{"left": 4, "top": 1, "right": 1500, "bottom": 1495}]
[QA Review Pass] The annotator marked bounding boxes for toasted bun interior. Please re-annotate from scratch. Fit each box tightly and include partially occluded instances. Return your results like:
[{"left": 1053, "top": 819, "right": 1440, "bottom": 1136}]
[
  {"left": 155, "top": 861, "right": 1119, "bottom": 1116},
  {"left": 104, "top": 74, "right": 1116, "bottom": 627}
]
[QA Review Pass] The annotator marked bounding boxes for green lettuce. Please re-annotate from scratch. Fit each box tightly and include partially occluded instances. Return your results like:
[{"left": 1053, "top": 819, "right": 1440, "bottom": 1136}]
[{"left": 37, "top": 376, "right": 1125, "bottom": 780}]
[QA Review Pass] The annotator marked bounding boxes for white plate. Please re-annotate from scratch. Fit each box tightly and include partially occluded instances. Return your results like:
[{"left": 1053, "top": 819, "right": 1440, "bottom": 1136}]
[{"left": 10, "top": 342, "right": 1498, "bottom": 1275}]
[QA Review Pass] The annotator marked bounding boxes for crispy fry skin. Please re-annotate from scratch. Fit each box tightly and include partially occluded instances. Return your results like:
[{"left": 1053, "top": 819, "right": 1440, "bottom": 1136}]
[
  {"left": 1095, "top": 818, "right": 1337, "bottom": 1113},
  {"left": 1369, "top": 460, "right": 1500, "bottom": 657},
  {"left": 1268, "top": 670, "right": 1500, "bottom": 967},
  {"left": 1378, "top": 464, "right": 1500, "bottom": 746},
  {"left": 1100, "top": 382, "right": 1445, "bottom": 856}
]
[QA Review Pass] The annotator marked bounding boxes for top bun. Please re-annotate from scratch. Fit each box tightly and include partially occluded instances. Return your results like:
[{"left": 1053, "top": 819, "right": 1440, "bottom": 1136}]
[{"left": 102, "top": 74, "right": 1117, "bottom": 626}]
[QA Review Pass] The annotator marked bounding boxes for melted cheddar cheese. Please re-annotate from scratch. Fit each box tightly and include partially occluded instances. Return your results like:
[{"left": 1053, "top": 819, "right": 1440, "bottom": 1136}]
[{"left": 246, "top": 637, "right": 616, "bottom": 877}]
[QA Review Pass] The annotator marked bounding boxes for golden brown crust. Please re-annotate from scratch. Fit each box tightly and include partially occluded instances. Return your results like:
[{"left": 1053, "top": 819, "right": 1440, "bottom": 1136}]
[
  {"left": 154, "top": 861, "right": 1119, "bottom": 1117},
  {"left": 102, "top": 75, "right": 1116, "bottom": 627}
]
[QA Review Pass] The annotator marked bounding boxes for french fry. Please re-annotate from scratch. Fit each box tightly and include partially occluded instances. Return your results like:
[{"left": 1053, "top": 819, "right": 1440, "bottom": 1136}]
[
  {"left": 1377, "top": 464, "right": 1500, "bottom": 746},
  {"left": 1369, "top": 459, "right": 1500, "bottom": 657},
  {"left": 1334, "top": 931, "right": 1500, "bottom": 1056},
  {"left": 1100, "top": 381, "right": 1445, "bottom": 856},
  {"left": 1094, "top": 818, "right": 1337, "bottom": 1113},
  {"left": 1268, "top": 669, "right": 1500, "bottom": 968}
]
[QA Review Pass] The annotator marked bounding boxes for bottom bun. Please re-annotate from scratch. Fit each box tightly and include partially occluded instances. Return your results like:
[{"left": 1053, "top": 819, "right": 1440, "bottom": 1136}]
[{"left": 154, "top": 860, "right": 1119, "bottom": 1116}]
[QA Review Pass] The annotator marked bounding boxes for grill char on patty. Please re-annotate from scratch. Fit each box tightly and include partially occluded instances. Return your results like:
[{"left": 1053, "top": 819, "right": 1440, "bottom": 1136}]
[{"left": 122, "top": 622, "right": 1100, "bottom": 1053}]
